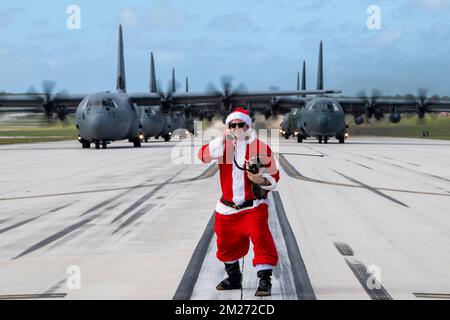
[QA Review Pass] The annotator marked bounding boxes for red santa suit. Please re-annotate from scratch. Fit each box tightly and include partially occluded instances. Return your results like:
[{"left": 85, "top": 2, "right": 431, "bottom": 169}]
[{"left": 198, "top": 108, "right": 279, "bottom": 270}]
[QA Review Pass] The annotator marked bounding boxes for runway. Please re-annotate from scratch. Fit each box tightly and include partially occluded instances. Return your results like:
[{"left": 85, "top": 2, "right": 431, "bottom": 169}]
[{"left": 0, "top": 136, "right": 449, "bottom": 300}]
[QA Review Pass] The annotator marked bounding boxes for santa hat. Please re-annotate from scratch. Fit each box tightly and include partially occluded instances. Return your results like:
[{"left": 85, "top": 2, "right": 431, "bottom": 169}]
[{"left": 225, "top": 108, "right": 252, "bottom": 127}]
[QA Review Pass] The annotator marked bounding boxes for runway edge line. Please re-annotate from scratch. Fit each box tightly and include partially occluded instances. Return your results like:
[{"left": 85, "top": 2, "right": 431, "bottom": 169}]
[
  {"left": 172, "top": 213, "right": 215, "bottom": 300},
  {"left": 272, "top": 191, "right": 317, "bottom": 300}
]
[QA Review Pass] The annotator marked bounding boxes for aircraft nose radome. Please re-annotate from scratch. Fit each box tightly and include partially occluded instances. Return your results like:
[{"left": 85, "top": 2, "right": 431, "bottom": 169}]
[
  {"left": 89, "top": 115, "right": 110, "bottom": 139},
  {"left": 318, "top": 116, "right": 329, "bottom": 128}
]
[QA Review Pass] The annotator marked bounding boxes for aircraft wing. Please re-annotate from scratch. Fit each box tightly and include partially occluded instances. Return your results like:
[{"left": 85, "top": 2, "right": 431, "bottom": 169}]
[
  {"left": 0, "top": 94, "right": 86, "bottom": 113},
  {"left": 128, "top": 90, "right": 340, "bottom": 106},
  {"left": 335, "top": 97, "right": 450, "bottom": 114}
]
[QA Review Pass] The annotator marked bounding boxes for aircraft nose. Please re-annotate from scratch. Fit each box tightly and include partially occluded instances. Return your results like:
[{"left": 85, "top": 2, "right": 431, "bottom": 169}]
[
  {"left": 88, "top": 114, "right": 110, "bottom": 139},
  {"left": 318, "top": 115, "right": 329, "bottom": 129}
]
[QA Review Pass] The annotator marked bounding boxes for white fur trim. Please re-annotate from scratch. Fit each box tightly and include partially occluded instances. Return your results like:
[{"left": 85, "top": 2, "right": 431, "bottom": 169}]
[
  {"left": 232, "top": 139, "right": 246, "bottom": 205},
  {"left": 208, "top": 136, "right": 224, "bottom": 158},
  {"left": 246, "top": 128, "right": 257, "bottom": 144},
  {"left": 256, "top": 264, "right": 273, "bottom": 271},
  {"left": 225, "top": 111, "right": 252, "bottom": 127},
  {"left": 260, "top": 173, "right": 277, "bottom": 191}
]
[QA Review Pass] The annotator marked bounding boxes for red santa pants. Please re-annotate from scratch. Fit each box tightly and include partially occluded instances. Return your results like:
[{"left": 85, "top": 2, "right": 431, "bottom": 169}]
[{"left": 214, "top": 204, "right": 278, "bottom": 267}]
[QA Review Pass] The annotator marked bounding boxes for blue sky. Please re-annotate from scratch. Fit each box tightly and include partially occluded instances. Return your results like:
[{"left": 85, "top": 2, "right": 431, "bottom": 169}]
[{"left": 1, "top": 0, "right": 450, "bottom": 96}]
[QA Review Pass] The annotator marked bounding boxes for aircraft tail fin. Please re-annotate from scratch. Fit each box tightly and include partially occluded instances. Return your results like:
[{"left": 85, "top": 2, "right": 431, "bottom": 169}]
[
  {"left": 116, "top": 25, "right": 126, "bottom": 93},
  {"left": 301, "top": 60, "right": 306, "bottom": 97},
  {"left": 316, "top": 41, "right": 323, "bottom": 91},
  {"left": 150, "top": 53, "right": 157, "bottom": 93},
  {"left": 171, "top": 68, "right": 176, "bottom": 93}
]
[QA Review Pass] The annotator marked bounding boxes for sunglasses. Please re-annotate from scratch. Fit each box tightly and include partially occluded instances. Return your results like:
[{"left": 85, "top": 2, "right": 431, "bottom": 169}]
[{"left": 229, "top": 122, "right": 246, "bottom": 129}]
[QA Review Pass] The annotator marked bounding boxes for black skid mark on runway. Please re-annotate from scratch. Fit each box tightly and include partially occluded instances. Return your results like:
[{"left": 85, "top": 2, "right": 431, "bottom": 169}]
[
  {"left": 50, "top": 202, "right": 74, "bottom": 213},
  {"left": 43, "top": 279, "right": 67, "bottom": 295},
  {"left": 378, "top": 155, "right": 421, "bottom": 167},
  {"left": 345, "top": 258, "right": 392, "bottom": 300},
  {"left": 306, "top": 146, "right": 328, "bottom": 157},
  {"left": 333, "top": 170, "right": 409, "bottom": 208},
  {"left": 0, "top": 217, "right": 40, "bottom": 235},
  {"left": 0, "top": 202, "right": 75, "bottom": 235},
  {"left": 105, "top": 203, "right": 121, "bottom": 211},
  {"left": 13, "top": 213, "right": 101, "bottom": 260},
  {"left": 79, "top": 178, "right": 154, "bottom": 217},
  {"left": 344, "top": 159, "right": 372, "bottom": 170},
  {"left": 0, "top": 164, "right": 217, "bottom": 202},
  {"left": 110, "top": 167, "right": 186, "bottom": 224},
  {"left": 279, "top": 153, "right": 449, "bottom": 197},
  {"left": 112, "top": 204, "right": 155, "bottom": 235},
  {"left": 335, "top": 149, "right": 450, "bottom": 184},
  {"left": 334, "top": 242, "right": 354, "bottom": 256}
]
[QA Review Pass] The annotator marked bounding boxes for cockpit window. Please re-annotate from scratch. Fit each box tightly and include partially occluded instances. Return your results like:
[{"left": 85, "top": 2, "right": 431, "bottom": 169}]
[
  {"left": 102, "top": 99, "right": 117, "bottom": 108},
  {"left": 308, "top": 101, "right": 340, "bottom": 112}
]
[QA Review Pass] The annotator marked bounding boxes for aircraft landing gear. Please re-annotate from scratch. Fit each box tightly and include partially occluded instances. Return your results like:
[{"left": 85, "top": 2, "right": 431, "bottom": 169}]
[
  {"left": 338, "top": 136, "right": 345, "bottom": 144},
  {"left": 284, "top": 132, "right": 290, "bottom": 140},
  {"left": 297, "top": 135, "right": 303, "bottom": 143},
  {"left": 162, "top": 134, "right": 171, "bottom": 142},
  {"left": 81, "top": 139, "right": 90, "bottom": 149},
  {"left": 102, "top": 141, "right": 107, "bottom": 149},
  {"left": 324, "top": 137, "right": 328, "bottom": 144},
  {"left": 95, "top": 140, "right": 100, "bottom": 149},
  {"left": 318, "top": 136, "right": 323, "bottom": 144}
]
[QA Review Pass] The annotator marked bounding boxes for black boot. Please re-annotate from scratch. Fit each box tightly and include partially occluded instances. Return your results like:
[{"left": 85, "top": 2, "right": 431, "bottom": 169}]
[
  {"left": 255, "top": 270, "right": 272, "bottom": 297},
  {"left": 216, "top": 261, "right": 242, "bottom": 290}
]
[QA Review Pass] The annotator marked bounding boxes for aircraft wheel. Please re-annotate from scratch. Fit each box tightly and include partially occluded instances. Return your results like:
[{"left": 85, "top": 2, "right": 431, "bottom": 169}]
[
  {"left": 338, "top": 136, "right": 345, "bottom": 144},
  {"left": 318, "top": 137, "right": 323, "bottom": 144},
  {"left": 284, "top": 132, "right": 290, "bottom": 139},
  {"left": 297, "top": 135, "right": 303, "bottom": 143},
  {"left": 324, "top": 137, "right": 328, "bottom": 144},
  {"left": 81, "top": 139, "right": 90, "bottom": 149},
  {"left": 95, "top": 141, "right": 100, "bottom": 149},
  {"left": 102, "top": 141, "right": 107, "bottom": 149},
  {"left": 133, "top": 140, "right": 141, "bottom": 148},
  {"left": 163, "top": 134, "right": 171, "bottom": 142}
]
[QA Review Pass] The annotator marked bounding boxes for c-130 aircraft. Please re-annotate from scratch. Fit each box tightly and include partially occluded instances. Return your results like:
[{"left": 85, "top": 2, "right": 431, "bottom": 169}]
[
  {"left": 278, "top": 42, "right": 450, "bottom": 143},
  {"left": 0, "top": 26, "right": 340, "bottom": 149}
]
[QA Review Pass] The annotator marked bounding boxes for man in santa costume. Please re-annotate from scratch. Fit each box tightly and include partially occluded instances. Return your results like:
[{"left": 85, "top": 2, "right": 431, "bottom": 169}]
[{"left": 198, "top": 108, "right": 279, "bottom": 297}]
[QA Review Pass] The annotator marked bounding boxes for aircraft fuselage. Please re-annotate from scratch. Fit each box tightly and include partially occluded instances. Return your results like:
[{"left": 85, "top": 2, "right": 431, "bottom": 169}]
[{"left": 75, "top": 92, "right": 142, "bottom": 147}]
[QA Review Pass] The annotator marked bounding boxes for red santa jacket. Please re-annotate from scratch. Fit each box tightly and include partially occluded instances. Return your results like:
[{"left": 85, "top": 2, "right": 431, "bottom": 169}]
[{"left": 198, "top": 129, "right": 280, "bottom": 215}]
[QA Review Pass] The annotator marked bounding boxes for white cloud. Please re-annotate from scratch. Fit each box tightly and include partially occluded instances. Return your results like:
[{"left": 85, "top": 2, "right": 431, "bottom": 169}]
[
  {"left": 119, "top": 8, "right": 140, "bottom": 28},
  {"left": 207, "top": 12, "right": 258, "bottom": 33},
  {"left": 371, "top": 29, "right": 403, "bottom": 47},
  {"left": 147, "top": 3, "right": 189, "bottom": 30},
  {"left": 410, "top": 0, "right": 450, "bottom": 11},
  {"left": 0, "top": 8, "right": 23, "bottom": 29}
]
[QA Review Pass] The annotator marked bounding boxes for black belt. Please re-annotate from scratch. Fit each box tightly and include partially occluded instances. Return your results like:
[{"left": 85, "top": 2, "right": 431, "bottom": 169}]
[{"left": 220, "top": 197, "right": 254, "bottom": 210}]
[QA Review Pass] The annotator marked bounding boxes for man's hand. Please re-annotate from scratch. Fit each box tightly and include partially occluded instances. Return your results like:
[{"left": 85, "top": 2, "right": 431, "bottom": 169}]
[
  {"left": 224, "top": 128, "right": 235, "bottom": 141},
  {"left": 247, "top": 172, "right": 266, "bottom": 185}
]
